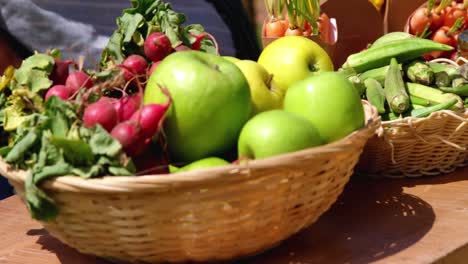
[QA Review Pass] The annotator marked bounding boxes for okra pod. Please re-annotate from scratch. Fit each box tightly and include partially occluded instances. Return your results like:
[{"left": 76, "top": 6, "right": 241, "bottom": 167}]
[
  {"left": 410, "top": 98, "right": 459, "bottom": 118},
  {"left": 364, "top": 78, "right": 386, "bottom": 114},
  {"left": 406, "top": 82, "right": 464, "bottom": 110},
  {"left": 410, "top": 95, "right": 431, "bottom": 106},
  {"left": 359, "top": 64, "right": 403, "bottom": 86},
  {"left": 452, "top": 77, "right": 468, "bottom": 88},
  {"left": 384, "top": 58, "right": 410, "bottom": 114},
  {"left": 370, "top": 32, "right": 414, "bottom": 48},
  {"left": 439, "top": 85, "right": 468, "bottom": 96},
  {"left": 348, "top": 75, "right": 366, "bottom": 97},
  {"left": 411, "top": 104, "right": 425, "bottom": 110},
  {"left": 460, "top": 64, "right": 468, "bottom": 80},
  {"left": 427, "top": 62, "right": 460, "bottom": 79},
  {"left": 405, "top": 61, "right": 434, "bottom": 86},
  {"left": 434, "top": 71, "right": 451, "bottom": 88},
  {"left": 343, "top": 38, "right": 453, "bottom": 73}
]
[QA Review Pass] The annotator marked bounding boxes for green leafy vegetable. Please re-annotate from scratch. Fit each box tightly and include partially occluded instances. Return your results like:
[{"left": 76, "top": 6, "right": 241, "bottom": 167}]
[
  {"left": 100, "top": 0, "right": 217, "bottom": 68},
  {"left": 13, "top": 53, "right": 55, "bottom": 92},
  {"left": 1, "top": 96, "right": 136, "bottom": 221}
]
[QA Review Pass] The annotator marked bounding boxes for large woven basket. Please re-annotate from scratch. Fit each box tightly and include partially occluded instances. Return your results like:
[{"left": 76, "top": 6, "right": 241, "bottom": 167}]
[
  {"left": 1, "top": 102, "right": 379, "bottom": 263},
  {"left": 357, "top": 109, "right": 468, "bottom": 178}
]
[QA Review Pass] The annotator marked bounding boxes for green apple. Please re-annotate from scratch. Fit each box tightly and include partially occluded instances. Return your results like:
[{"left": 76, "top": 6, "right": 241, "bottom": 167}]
[
  {"left": 258, "top": 36, "right": 334, "bottom": 94},
  {"left": 169, "top": 157, "right": 229, "bottom": 173},
  {"left": 284, "top": 72, "right": 365, "bottom": 143},
  {"left": 234, "top": 60, "right": 284, "bottom": 115},
  {"left": 145, "top": 51, "right": 252, "bottom": 162},
  {"left": 238, "top": 110, "right": 323, "bottom": 159},
  {"left": 223, "top": 56, "right": 241, "bottom": 64}
]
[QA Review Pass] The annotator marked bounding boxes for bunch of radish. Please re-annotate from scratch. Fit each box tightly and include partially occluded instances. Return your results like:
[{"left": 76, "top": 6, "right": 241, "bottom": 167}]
[
  {"left": 116, "top": 31, "right": 219, "bottom": 82},
  {"left": 44, "top": 53, "right": 172, "bottom": 159},
  {"left": 82, "top": 81, "right": 171, "bottom": 158},
  {"left": 45, "top": 66, "right": 94, "bottom": 102},
  {"left": 408, "top": 0, "right": 468, "bottom": 59},
  {"left": 263, "top": 0, "right": 334, "bottom": 44}
]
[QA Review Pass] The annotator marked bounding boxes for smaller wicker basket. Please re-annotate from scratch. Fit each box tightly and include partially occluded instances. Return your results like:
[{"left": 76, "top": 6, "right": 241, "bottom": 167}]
[
  {"left": 357, "top": 109, "right": 468, "bottom": 178},
  {"left": 2, "top": 102, "right": 379, "bottom": 263}
]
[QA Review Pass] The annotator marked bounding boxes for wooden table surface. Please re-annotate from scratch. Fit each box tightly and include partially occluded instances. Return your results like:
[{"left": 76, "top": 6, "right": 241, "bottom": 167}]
[{"left": 1, "top": 167, "right": 468, "bottom": 264}]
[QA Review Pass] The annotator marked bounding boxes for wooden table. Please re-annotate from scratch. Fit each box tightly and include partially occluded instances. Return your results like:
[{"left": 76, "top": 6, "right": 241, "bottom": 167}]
[{"left": 1, "top": 167, "right": 468, "bottom": 264}]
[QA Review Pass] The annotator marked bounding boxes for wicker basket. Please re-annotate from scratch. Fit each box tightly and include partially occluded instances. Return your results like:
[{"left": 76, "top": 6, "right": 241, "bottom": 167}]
[
  {"left": 1, "top": 102, "right": 379, "bottom": 263},
  {"left": 357, "top": 109, "right": 468, "bottom": 178}
]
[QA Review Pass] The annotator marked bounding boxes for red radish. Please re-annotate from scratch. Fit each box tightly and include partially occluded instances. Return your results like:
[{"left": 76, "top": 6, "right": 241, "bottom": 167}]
[
  {"left": 190, "top": 32, "right": 220, "bottom": 55},
  {"left": 265, "top": 19, "right": 288, "bottom": 37},
  {"left": 148, "top": 61, "right": 161, "bottom": 77},
  {"left": 66, "top": 71, "right": 93, "bottom": 94},
  {"left": 144, "top": 32, "right": 173, "bottom": 62},
  {"left": 119, "top": 55, "right": 149, "bottom": 81},
  {"left": 83, "top": 98, "right": 118, "bottom": 132},
  {"left": 110, "top": 120, "right": 147, "bottom": 156},
  {"left": 123, "top": 55, "right": 148, "bottom": 75},
  {"left": 45, "top": 85, "right": 71, "bottom": 101},
  {"left": 114, "top": 94, "right": 142, "bottom": 122},
  {"left": 117, "top": 54, "right": 148, "bottom": 81},
  {"left": 49, "top": 58, "right": 73, "bottom": 85},
  {"left": 130, "top": 85, "right": 171, "bottom": 138},
  {"left": 174, "top": 45, "right": 192, "bottom": 52},
  {"left": 116, "top": 65, "right": 134, "bottom": 81}
]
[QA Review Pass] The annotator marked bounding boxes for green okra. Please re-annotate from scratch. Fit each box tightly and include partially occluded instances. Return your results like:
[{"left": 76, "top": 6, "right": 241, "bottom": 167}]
[
  {"left": 410, "top": 98, "right": 459, "bottom": 118},
  {"left": 384, "top": 58, "right": 410, "bottom": 114},
  {"left": 434, "top": 71, "right": 451, "bottom": 88},
  {"left": 405, "top": 61, "right": 434, "bottom": 86},
  {"left": 410, "top": 95, "right": 431, "bottom": 106},
  {"left": 348, "top": 75, "right": 366, "bottom": 97},
  {"left": 452, "top": 77, "right": 468, "bottom": 88},
  {"left": 439, "top": 85, "right": 468, "bottom": 96},
  {"left": 406, "top": 82, "right": 464, "bottom": 110},
  {"left": 364, "top": 78, "right": 386, "bottom": 114},
  {"left": 343, "top": 38, "right": 453, "bottom": 73}
]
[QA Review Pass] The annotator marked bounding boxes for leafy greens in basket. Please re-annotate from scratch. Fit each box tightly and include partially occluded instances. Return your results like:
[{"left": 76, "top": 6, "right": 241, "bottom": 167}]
[
  {"left": 0, "top": 53, "right": 135, "bottom": 222},
  {"left": 100, "top": 0, "right": 217, "bottom": 68}
]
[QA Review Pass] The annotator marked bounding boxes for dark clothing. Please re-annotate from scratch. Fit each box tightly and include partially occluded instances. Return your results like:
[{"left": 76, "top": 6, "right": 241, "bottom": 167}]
[{"left": 0, "top": 0, "right": 260, "bottom": 62}]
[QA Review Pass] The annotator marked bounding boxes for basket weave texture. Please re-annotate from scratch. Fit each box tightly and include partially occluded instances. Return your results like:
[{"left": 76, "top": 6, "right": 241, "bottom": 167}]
[
  {"left": 357, "top": 109, "right": 468, "bottom": 178},
  {"left": 2, "top": 102, "right": 379, "bottom": 263}
]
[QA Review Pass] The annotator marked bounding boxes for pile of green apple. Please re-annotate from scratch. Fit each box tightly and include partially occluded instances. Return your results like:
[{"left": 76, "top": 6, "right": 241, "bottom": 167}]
[{"left": 144, "top": 36, "right": 366, "bottom": 172}]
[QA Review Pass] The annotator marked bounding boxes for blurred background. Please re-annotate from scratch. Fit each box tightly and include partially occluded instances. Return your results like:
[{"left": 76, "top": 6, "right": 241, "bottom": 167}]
[{"left": 0, "top": 0, "right": 386, "bottom": 71}]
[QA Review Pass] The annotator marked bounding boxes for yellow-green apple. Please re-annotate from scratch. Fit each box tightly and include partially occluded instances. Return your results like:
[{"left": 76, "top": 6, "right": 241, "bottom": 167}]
[
  {"left": 169, "top": 157, "right": 229, "bottom": 173},
  {"left": 258, "top": 36, "right": 334, "bottom": 94},
  {"left": 223, "top": 56, "right": 241, "bottom": 64},
  {"left": 234, "top": 60, "right": 284, "bottom": 115},
  {"left": 284, "top": 72, "right": 365, "bottom": 143},
  {"left": 144, "top": 51, "right": 252, "bottom": 162},
  {"left": 238, "top": 110, "right": 323, "bottom": 159}
]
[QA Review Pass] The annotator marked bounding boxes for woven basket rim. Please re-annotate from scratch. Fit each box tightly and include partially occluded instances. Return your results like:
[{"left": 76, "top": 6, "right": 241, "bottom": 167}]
[
  {"left": 381, "top": 108, "right": 468, "bottom": 126},
  {"left": 0, "top": 101, "right": 379, "bottom": 193}
]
